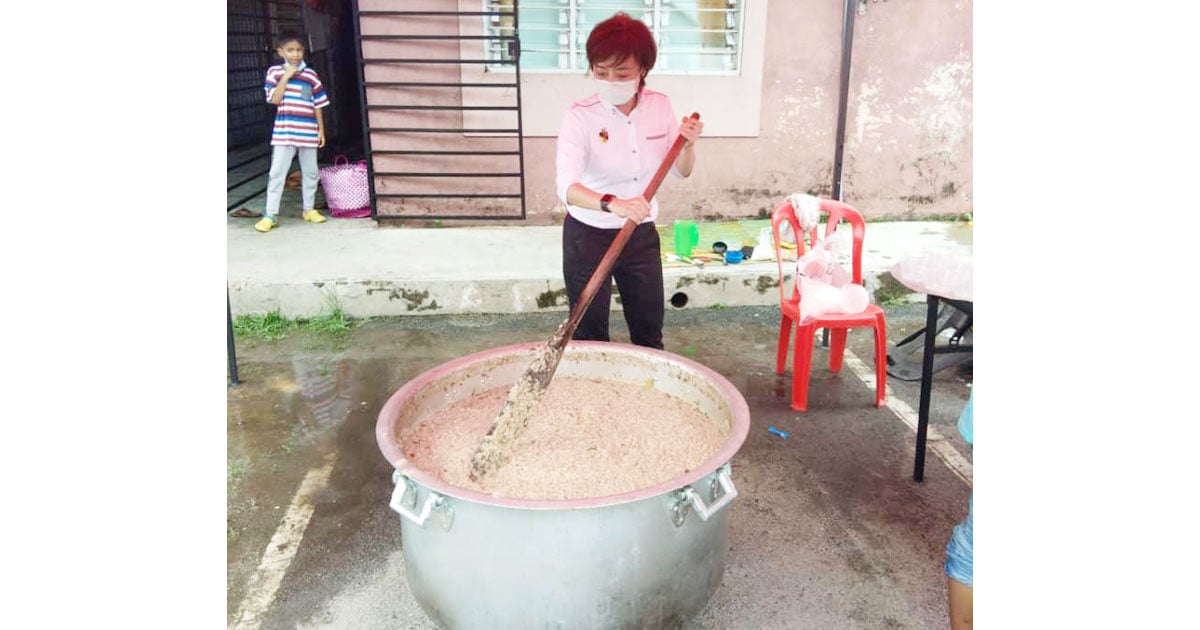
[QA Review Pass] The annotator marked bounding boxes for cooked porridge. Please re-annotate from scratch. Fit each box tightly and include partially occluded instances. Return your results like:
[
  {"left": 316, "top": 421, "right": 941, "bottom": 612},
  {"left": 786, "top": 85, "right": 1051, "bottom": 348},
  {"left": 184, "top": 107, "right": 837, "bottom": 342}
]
[{"left": 401, "top": 377, "right": 726, "bottom": 500}]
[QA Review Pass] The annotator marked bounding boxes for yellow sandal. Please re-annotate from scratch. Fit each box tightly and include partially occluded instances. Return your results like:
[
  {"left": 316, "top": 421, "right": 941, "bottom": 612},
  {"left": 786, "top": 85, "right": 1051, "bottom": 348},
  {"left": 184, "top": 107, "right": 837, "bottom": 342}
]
[{"left": 255, "top": 216, "right": 278, "bottom": 232}]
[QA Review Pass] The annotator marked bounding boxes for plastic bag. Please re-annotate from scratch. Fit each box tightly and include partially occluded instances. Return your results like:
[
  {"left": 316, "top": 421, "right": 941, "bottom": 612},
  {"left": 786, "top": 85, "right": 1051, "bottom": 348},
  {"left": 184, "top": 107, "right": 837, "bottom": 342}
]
[{"left": 794, "top": 229, "right": 869, "bottom": 321}]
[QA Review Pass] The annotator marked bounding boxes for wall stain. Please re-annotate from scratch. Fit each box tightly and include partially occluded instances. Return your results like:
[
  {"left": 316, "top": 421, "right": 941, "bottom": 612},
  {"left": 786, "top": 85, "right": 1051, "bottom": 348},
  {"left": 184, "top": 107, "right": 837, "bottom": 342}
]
[
  {"left": 744, "top": 275, "right": 780, "bottom": 294},
  {"left": 399, "top": 289, "right": 440, "bottom": 312},
  {"left": 364, "top": 283, "right": 441, "bottom": 311},
  {"left": 900, "top": 194, "right": 935, "bottom": 205},
  {"left": 725, "top": 187, "right": 789, "bottom": 205},
  {"left": 536, "top": 288, "right": 568, "bottom": 309}
]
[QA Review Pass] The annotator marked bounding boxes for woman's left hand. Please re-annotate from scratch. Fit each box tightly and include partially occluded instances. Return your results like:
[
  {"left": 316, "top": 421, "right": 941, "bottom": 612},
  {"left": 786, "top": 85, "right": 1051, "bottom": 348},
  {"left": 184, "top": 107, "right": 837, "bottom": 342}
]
[{"left": 679, "top": 116, "right": 704, "bottom": 147}]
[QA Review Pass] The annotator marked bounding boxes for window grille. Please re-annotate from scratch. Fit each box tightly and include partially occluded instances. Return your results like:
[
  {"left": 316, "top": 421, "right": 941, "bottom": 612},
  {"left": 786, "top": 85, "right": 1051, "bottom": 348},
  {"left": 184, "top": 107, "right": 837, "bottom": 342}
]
[{"left": 484, "top": 0, "right": 743, "bottom": 74}]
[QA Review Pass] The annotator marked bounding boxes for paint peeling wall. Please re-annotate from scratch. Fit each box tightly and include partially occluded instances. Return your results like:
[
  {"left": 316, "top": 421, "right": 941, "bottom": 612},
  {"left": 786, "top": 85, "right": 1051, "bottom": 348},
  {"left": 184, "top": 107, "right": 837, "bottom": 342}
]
[
  {"left": 358, "top": 0, "right": 971, "bottom": 222},
  {"left": 839, "top": 0, "right": 973, "bottom": 218}
]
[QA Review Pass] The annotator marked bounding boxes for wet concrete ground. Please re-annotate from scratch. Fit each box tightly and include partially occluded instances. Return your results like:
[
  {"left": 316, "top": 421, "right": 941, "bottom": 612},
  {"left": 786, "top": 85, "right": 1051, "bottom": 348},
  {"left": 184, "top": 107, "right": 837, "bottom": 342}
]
[{"left": 227, "top": 304, "right": 972, "bottom": 629}]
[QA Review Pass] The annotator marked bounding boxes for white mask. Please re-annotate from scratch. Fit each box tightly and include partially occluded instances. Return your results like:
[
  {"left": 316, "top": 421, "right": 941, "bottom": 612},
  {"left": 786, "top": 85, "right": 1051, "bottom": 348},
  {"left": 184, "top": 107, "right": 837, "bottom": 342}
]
[{"left": 594, "top": 77, "right": 639, "bottom": 106}]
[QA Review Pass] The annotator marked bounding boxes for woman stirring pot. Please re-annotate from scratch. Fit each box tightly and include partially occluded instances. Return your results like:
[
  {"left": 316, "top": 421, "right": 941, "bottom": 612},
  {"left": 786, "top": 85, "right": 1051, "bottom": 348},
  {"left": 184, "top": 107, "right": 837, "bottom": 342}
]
[{"left": 555, "top": 12, "right": 704, "bottom": 349}]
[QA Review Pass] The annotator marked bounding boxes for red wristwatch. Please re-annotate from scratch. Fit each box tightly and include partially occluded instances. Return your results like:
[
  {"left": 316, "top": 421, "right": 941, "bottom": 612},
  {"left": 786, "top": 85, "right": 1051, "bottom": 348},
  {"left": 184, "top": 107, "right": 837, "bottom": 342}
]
[{"left": 599, "top": 194, "right": 615, "bottom": 212}]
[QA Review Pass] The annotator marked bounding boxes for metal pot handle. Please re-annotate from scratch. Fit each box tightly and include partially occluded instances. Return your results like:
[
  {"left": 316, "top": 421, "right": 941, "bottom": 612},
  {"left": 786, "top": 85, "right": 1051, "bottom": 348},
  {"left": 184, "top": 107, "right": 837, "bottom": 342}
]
[
  {"left": 389, "top": 470, "right": 454, "bottom": 531},
  {"left": 672, "top": 464, "right": 738, "bottom": 526}
]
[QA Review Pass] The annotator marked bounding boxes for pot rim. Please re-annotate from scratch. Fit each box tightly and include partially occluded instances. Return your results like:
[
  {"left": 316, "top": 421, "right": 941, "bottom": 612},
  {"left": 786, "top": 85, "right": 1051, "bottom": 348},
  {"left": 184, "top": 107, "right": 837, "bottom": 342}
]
[{"left": 376, "top": 341, "right": 750, "bottom": 510}]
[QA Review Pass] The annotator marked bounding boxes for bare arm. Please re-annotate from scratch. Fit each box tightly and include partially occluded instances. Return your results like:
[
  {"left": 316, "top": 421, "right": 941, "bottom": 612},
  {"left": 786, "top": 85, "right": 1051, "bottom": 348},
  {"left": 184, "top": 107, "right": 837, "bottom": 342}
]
[
  {"left": 675, "top": 144, "right": 696, "bottom": 177},
  {"left": 316, "top": 107, "right": 326, "bottom": 148},
  {"left": 268, "top": 66, "right": 297, "bottom": 104},
  {"left": 672, "top": 116, "right": 703, "bottom": 177}
]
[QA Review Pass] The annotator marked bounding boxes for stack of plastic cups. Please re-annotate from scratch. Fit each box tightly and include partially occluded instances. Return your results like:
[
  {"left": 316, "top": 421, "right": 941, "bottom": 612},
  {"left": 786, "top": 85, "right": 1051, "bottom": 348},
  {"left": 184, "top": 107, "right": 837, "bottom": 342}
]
[{"left": 673, "top": 220, "right": 699, "bottom": 258}]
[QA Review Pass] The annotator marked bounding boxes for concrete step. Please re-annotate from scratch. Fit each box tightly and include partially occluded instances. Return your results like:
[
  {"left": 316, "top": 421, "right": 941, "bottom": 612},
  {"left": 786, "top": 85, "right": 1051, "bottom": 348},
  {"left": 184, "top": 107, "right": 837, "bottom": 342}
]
[{"left": 227, "top": 214, "right": 972, "bottom": 318}]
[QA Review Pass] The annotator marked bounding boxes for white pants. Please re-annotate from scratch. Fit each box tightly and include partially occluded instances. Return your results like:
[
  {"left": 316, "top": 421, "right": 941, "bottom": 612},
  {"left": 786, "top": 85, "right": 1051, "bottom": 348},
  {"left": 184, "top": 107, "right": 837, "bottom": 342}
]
[{"left": 265, "top": 145, "right": 319, "bottom": 215}]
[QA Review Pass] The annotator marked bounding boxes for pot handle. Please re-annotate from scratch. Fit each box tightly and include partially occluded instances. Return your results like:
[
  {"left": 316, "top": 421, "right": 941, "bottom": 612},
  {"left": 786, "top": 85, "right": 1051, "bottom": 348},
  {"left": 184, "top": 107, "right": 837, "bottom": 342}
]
[
  {"left": 672, "top": 464, "right": 738, "bottom": 526},
  {"left": 389, "top": 470, "right": 454, "bottom": 531}
]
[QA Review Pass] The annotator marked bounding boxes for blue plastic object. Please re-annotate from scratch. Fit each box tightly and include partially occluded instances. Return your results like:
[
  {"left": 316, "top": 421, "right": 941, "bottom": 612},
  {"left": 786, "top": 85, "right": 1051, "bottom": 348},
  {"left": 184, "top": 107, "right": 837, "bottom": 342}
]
[
  {"left": 767, "top": 426, "right": 789, "bottom": 439},
  {"left": 724, "top": 250, "right": 744, "bottom": 264}
]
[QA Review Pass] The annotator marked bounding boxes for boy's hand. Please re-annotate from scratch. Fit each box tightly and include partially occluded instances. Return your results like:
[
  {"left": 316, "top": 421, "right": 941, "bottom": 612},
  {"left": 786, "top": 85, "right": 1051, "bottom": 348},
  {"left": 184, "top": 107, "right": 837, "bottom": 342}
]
[
  {"left": 317, "top": 131, "right": 326, "bottom": 148},
  {"left": 281, "top": 64, "right": 298, "bottom": 79}
]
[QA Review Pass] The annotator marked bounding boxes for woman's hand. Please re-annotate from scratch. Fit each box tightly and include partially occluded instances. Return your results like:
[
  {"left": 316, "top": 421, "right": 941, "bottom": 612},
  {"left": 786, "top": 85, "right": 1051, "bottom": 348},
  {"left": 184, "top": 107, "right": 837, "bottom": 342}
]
[
  {"left": 609, "top": 196, "right": 652, "bottom": 222},
  {"left": 679, "top": 116, "right": 704, "bottom": 147}
]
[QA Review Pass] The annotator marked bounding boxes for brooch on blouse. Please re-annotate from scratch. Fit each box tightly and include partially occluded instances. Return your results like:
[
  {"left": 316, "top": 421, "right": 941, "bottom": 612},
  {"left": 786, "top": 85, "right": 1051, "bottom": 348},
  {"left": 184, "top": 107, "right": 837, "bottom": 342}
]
[{"left": 598, "top": 128, "right": 609, "bottom": 143}]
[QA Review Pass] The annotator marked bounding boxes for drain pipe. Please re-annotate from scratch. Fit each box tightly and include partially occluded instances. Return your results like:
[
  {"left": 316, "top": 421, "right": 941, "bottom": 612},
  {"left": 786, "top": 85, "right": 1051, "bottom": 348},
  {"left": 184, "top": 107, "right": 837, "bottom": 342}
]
[{"left": 831, "top": 0, "right": 859, "bottom": 201}]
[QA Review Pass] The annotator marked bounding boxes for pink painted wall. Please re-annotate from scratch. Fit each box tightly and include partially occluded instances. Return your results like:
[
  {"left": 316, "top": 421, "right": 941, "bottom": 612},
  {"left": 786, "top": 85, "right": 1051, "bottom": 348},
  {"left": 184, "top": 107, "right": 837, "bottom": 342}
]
[{"left": 359, "top": 0, "right": 972, "bottom": 222}]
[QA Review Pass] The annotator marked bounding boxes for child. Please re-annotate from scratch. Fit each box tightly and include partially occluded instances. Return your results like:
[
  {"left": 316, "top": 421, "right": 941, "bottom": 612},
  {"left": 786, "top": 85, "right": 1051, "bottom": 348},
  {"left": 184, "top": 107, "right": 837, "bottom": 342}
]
[
  {"left": 257, "top": 32, "right": 330, "bottom": 233},
  {"left": 945, "top": 389, "right": 974, "bottom": 629}
]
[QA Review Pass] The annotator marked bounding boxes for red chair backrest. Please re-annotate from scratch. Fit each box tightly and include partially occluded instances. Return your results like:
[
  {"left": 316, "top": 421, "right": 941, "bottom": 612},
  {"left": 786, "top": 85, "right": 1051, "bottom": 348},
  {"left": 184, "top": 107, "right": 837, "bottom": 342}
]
[
  {"left": 819, "top": 199, "right": 866, "bottom": 286},
  {"left": 771, "top": 198, "right": 869, "bottom": 306}
]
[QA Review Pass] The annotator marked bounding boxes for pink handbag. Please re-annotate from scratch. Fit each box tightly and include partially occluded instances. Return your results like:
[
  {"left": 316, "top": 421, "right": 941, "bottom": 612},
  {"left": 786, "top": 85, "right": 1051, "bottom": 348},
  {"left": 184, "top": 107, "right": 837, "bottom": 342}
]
[{"left": 319, "top": 155, "right": 371, "bottom": 218}]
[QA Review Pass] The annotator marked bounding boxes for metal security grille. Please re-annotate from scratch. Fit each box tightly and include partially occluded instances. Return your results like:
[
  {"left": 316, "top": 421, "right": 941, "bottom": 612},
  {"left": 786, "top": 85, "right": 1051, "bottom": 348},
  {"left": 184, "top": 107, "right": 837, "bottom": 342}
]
[
  {"left": 227, "top": 0, "right": 305, "bottom": 212},
  {"left": 485, "top": 0, "right": 742, "bottom": 73},
  {"left": 355, "top": 1, "right": 527, "bottom": 220}
]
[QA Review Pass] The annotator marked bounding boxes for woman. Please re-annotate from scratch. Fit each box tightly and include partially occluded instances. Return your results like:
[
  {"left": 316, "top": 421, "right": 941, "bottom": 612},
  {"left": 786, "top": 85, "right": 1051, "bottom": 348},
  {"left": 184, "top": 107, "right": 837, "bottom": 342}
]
[{"left": 555, "top": 12, "right": 704, "bottom": 349}]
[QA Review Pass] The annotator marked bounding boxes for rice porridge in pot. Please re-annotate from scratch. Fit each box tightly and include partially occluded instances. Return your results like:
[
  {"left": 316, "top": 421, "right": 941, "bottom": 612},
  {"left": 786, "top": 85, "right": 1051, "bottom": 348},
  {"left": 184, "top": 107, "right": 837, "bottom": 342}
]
[{"left": 401, "top": 377, "right": 726, "bottom": 500}]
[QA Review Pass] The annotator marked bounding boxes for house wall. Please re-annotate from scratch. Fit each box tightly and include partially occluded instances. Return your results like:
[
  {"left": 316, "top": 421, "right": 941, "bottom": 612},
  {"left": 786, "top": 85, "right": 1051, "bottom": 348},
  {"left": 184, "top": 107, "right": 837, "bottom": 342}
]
[{"left": 358, "top": 0, "right": 972, "bottom": 222}]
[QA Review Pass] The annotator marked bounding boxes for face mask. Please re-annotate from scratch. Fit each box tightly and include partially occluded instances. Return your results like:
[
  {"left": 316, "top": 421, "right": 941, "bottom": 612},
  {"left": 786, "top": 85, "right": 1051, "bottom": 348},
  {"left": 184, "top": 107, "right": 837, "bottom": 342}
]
[{"left": 594, "top": 77, "right": 639, "bottom": 106}]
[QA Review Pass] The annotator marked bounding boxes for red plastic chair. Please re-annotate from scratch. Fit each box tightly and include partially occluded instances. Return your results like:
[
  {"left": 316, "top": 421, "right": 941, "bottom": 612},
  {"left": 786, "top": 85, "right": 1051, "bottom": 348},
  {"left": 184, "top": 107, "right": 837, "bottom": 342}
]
[{"left": 771, "top": 199, "right": 887, "bottom": 412}]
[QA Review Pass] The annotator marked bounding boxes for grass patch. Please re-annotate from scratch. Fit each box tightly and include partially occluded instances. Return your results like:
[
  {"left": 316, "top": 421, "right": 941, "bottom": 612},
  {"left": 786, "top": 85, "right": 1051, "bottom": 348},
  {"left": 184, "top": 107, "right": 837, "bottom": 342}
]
[
  {"left": 302, "top": 305, "right": 351, "bottom": 335},
  {"left": 871, "top": 212, "right": 973, "bottom": 223},
  {"left": 233, "top": 310, "right": 295, "bottom": 340},
  {"left": 228, "top": 456, "right": 250, "bottom": 488},
  {"left": 234, "top": 294, "right": 359, "bottom": 344}
]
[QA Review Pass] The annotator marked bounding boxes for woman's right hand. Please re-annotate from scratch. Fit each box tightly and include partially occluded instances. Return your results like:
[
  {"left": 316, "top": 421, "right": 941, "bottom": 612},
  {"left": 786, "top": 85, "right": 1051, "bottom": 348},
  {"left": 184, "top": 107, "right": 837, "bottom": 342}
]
[{"left": 609, "top": 196, "right": 651, "bottom": 222}]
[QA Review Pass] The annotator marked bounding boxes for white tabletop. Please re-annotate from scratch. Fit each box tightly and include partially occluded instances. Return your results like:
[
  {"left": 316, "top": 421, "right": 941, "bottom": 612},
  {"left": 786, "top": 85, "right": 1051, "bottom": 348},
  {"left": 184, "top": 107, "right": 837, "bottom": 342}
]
[{"left": 890, "top": 252, "right": 973, "bottom": 302}]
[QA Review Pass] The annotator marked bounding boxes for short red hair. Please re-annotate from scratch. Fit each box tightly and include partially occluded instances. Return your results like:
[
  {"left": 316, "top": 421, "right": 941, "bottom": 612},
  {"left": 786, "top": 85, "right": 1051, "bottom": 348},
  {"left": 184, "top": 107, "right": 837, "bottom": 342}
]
[{"left": 585, "top": 12, "right": 657, "bottom": 88}]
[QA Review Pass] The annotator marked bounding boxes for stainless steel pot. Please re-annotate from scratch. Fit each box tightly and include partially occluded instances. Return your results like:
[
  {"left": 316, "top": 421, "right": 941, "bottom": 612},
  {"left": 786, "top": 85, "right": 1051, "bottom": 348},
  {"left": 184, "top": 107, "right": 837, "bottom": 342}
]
[{"left": 376, "top": 341, "right": 750, "bottom": 629}]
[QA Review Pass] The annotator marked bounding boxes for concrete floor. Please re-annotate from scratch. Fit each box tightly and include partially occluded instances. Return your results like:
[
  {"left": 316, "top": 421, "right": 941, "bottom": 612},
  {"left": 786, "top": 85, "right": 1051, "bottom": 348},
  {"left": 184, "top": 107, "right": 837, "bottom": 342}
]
[{"left": 226, "top": 304, "right": 972, "bottom": 629}]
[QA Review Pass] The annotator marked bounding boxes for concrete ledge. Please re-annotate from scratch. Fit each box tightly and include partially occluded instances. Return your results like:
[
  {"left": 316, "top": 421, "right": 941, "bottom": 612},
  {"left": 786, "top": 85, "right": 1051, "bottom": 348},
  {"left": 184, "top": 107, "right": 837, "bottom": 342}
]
[{"left": 227, "top": 216, "right": 971, "bottom": 317}]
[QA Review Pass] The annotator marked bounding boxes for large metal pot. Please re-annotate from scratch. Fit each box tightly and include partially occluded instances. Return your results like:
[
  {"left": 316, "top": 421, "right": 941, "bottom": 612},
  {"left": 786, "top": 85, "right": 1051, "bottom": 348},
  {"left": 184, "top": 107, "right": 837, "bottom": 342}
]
[{"left": 376, "top": 341, "right": 750, "bottom": 629}]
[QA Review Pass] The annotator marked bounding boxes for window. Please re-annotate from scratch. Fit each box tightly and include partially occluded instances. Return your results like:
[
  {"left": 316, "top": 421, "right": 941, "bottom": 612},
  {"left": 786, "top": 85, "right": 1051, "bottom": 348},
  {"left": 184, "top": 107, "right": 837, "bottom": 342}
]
[{"left": 485, "top": 0, "right": 744, "bottom": 74}]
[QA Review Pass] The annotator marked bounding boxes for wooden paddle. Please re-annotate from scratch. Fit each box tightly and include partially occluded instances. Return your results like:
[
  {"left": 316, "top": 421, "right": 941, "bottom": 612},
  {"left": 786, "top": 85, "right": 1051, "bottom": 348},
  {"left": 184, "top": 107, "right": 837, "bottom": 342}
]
[{"left": 469, "top": 112, "right": 701, "bottom": 481}]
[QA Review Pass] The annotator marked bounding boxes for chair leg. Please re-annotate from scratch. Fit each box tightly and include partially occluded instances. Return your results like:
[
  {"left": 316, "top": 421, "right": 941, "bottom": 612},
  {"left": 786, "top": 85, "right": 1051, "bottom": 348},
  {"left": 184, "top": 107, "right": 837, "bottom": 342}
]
[
  {"left": 792, "top": 323, "right": 816, "bottom": 412},
  {"left": 828, "top": 328, "right": 848, "bottom": 373},
  {"left": 874, "top": 314, "right": 888, "bottom": 407},
  {"left": 776, "top": 314, "right": 792, "bottom": 375}
]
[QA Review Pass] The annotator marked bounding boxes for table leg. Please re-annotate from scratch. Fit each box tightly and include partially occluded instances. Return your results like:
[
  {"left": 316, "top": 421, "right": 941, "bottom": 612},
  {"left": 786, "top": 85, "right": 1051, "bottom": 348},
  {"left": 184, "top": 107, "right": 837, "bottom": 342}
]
[
  {"left": 228, "top": 289, "right": 240, "bottom": 387},
  {"left": 913, "top": 294, "right": 939, "bottom": 481}
]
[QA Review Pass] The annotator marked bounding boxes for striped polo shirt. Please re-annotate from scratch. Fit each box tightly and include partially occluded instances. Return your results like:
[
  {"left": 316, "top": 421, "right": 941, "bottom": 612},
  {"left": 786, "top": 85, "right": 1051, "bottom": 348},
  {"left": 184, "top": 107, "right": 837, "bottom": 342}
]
[{"left": 263, "top": 64, "right": 330, "bottom": 147}]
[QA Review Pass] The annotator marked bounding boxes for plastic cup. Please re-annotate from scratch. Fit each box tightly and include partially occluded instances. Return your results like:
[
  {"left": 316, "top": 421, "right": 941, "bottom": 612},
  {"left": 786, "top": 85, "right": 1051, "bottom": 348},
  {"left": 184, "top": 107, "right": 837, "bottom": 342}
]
[{"left": 673, "top": 220, "right": 699, "bottom": 257}]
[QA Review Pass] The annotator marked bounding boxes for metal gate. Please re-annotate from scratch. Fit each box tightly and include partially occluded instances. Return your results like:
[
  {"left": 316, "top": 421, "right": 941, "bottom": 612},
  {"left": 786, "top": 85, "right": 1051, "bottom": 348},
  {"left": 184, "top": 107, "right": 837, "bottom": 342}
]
[{"left": 354, "top": 1, "right": 527, "bottom": 220}]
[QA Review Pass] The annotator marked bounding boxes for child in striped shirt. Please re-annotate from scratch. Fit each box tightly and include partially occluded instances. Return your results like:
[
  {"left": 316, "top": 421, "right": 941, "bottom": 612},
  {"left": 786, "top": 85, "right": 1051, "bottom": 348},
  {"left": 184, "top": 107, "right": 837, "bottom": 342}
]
[{"left": 257, "top": 32, "right": 331, "bottom": 233}]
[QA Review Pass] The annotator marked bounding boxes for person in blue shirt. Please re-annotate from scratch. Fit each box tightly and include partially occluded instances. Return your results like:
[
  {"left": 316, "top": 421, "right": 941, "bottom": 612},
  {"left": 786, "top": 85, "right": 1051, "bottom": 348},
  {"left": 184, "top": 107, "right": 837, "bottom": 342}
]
[{"left": 945, "top": 389, "right": 973, "bottom": 628}]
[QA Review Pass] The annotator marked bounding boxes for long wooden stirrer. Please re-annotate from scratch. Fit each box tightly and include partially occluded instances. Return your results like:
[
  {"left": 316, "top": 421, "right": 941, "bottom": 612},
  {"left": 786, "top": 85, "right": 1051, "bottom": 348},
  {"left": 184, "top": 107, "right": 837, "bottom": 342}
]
[{"left": 469, "top": 113, "right": 701, "bottom": 481}]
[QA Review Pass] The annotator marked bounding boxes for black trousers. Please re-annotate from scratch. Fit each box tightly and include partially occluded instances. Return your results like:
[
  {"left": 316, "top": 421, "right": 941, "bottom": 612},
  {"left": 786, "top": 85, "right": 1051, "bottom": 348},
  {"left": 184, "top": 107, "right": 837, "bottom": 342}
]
[{"left": 561, "top": 213, "right": 665, "bottom": 349}]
